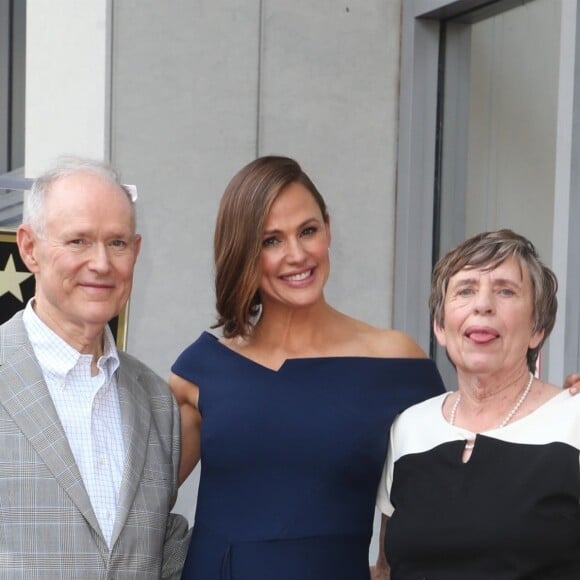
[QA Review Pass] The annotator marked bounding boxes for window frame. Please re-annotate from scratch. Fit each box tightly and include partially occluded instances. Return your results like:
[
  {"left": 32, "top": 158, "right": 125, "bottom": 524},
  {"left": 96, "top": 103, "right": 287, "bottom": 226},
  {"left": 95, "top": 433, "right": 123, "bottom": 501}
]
[{"left": 394, "top": 0, "right": 580, "bottom": 382}]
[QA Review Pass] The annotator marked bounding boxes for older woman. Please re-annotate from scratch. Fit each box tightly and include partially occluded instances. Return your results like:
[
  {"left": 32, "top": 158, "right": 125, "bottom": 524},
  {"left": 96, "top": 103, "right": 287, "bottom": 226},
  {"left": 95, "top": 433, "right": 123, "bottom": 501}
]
[
  {"left": 375, "top": 229, "right": 580, "bottom": 579},
  {"left": 170, "top": 156, "right": 444, "bottom": 580}
]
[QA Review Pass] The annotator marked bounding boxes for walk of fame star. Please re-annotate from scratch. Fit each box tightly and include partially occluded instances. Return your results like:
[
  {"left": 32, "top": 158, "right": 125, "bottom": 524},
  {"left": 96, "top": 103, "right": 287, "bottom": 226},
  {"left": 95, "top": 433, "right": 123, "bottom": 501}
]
[{"left": 0, "top": 253, "right": 32, "bottom": 301}]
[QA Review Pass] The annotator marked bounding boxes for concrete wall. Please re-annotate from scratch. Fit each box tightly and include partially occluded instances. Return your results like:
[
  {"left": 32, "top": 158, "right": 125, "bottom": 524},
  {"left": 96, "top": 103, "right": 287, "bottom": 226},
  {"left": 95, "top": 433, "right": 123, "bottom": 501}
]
[
  {"left": 26, "top": 0, "right": 110, "bottom": 172},
  {"left": 25, "top": 0, "right": 404, "bottom": 562},
  {"left": 109, "top": 0, "right": 401, "bottom": 376}
]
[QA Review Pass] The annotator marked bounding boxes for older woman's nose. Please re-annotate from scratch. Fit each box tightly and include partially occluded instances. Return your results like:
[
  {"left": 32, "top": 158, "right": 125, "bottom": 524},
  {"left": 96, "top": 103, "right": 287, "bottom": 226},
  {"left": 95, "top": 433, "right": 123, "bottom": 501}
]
[{"left": 473, "top": 287, "right": 494, "bottom": 313}]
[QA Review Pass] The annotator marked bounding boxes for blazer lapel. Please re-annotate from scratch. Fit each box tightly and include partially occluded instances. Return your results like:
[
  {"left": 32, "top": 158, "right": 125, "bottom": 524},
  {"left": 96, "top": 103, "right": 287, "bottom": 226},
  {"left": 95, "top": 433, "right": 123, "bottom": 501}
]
[
  {"left": 0, "top": 316, "right": 104, "bottom": 540},
  {"left": 110, "top": 361, "right": 151, "bottom": 546}
]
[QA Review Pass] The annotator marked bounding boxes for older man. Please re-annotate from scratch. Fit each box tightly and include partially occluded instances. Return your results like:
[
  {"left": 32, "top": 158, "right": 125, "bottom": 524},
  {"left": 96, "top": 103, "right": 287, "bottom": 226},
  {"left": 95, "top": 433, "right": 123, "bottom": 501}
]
[{"left": 0, "top": 157, "right": 189, "bottom": 578}]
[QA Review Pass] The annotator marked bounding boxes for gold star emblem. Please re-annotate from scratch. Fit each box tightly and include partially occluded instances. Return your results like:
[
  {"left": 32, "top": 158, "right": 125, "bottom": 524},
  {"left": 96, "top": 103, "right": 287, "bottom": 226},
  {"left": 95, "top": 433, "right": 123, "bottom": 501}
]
[{"left": 0, "top": 253, "right": 33, "bottom": 302}]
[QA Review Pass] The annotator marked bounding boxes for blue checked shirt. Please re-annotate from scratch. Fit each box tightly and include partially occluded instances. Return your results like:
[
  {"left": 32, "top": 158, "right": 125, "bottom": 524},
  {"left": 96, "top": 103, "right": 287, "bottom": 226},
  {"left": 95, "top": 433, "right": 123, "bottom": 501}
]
[{"left": 23, "top": 301, "right": 125, "bottom": 547}]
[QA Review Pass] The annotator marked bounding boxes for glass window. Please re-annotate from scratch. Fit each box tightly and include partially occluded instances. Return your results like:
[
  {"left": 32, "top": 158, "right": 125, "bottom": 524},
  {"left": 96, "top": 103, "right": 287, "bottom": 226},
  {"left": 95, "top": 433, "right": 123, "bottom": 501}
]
[{"left": 395, "top": 0, "right": 580, "bottom": 386}]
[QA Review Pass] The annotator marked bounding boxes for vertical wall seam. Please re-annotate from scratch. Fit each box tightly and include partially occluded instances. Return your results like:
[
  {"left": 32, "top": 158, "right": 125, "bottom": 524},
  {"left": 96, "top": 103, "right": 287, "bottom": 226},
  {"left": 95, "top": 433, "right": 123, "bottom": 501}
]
[
  {"left": 105, "top": 0, "right": 114, "bottom": 162},
  {"left": 255, "top": 0, "right": 264, "bottom": 158}
]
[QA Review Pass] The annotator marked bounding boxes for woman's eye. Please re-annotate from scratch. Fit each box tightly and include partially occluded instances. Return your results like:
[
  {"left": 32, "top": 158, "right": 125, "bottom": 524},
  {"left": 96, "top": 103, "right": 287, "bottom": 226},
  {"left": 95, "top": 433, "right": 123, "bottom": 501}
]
[
  {"left": 301, "top": 226, "right": 317, "bottom": 237},
  {"left": 457, "top": 287, "right": 474, "bottom": 296},
  {"left": 262, "top": 237, "right": 279, "bottom": 248},
  {"left": 498, "top": 288, "right": 515, "bottom": 296}
]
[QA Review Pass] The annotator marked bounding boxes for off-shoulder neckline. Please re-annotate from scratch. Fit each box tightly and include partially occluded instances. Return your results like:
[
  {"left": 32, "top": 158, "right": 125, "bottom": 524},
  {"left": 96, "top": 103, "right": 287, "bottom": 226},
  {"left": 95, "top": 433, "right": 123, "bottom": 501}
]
[{"left": 199, "top": 330, "right": 434, "bottom": 374}]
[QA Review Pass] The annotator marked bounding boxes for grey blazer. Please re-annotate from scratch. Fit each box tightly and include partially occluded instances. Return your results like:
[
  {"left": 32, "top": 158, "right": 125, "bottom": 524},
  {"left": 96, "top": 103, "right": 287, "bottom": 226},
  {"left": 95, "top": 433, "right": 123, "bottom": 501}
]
[{"left": 0, "top": 312, "right": 190, "bottom": 579}]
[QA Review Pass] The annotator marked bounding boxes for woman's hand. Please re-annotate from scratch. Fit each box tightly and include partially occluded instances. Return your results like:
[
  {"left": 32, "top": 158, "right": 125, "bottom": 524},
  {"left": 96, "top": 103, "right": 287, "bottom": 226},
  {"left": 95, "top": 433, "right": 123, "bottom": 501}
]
[
  {"left": 563, "top": 373, "right": 580, "bottom": 395},
  {"left": 369, "top": 564, "right": 390, "bottom": 580}
]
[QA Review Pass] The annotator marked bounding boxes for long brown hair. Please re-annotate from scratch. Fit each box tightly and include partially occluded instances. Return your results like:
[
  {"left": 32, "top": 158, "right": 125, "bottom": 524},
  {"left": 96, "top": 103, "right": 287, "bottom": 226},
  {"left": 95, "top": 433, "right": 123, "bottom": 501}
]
[{"left": 213, "top": 156, "right": 328, "bottom": 338}]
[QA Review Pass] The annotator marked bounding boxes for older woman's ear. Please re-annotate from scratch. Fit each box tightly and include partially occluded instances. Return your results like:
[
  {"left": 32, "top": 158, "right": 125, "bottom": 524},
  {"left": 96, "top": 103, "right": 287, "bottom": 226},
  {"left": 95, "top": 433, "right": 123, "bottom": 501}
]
[
  {"left": 433, "top": 321, "right": 447, "bottom": 348},
  {"left": 563, "top": 373, "right": 580, "bottom": 395}
]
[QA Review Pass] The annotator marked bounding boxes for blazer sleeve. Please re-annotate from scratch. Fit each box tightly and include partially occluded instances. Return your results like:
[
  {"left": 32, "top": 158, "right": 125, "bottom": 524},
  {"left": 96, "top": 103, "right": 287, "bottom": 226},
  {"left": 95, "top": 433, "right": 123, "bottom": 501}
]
[{"left": 161, "top": 393, "right": 192, "bottom": 579}]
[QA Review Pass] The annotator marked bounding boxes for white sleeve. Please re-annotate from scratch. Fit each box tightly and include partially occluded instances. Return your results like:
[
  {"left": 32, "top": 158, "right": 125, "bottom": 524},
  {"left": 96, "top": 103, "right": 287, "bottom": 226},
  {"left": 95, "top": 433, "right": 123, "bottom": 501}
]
[{"left": 376, "top": 420, "right": 398, "bottom": 516}]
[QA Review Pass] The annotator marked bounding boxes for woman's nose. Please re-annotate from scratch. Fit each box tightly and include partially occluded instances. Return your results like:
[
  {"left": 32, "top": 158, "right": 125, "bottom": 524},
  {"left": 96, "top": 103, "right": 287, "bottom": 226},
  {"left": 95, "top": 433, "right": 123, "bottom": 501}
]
[
  {"left": 473, "top": 287, "right": 493, "bottom": 313},
  {"left": 285, "top": 237, "right": 307, "bottom": 262}
]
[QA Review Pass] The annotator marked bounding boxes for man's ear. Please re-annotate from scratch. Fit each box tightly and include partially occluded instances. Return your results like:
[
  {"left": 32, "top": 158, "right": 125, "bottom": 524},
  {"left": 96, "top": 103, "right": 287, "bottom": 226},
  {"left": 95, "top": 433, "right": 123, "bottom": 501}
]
[
  {"left": 133, "top": 233, "right": 142, "bottom": 259},
  {"left": 16, "top": 225, "right": 40, "bottom": 273}
]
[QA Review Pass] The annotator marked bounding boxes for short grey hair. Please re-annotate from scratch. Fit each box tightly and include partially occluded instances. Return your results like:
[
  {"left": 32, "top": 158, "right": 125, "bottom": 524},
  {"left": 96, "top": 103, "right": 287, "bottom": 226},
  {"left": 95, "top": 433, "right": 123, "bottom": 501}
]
[
  {"left": 24, "top": 156, "right": 136, "bottom": 237},
  {"left": 429, "top": 229, "right": 558, "bottom": 373}
]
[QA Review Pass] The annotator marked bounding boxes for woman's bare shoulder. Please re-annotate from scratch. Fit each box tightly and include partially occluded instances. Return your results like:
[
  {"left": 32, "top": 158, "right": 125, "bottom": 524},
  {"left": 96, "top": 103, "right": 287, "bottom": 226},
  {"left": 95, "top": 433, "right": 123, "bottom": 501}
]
[
  {"left": 370, "top": 327, "right": 427, "bottom": 358},
  {"left": 339, "top": 315, "right": 427, "bottom": 359}
]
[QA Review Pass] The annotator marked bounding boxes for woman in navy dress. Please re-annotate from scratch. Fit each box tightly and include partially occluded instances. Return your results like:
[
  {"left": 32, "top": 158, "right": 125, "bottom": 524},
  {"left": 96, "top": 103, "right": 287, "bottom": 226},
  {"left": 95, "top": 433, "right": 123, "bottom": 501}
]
[{"left": 169, "top": 156, "right": 444, "bottom": 579}]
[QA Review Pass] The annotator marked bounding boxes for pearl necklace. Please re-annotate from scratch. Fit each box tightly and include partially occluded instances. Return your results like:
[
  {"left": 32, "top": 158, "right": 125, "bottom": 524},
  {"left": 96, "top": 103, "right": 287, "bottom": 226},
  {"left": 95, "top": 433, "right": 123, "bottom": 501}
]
[{"left": 450, "top": 372, "right": 534, "bottom": 450}]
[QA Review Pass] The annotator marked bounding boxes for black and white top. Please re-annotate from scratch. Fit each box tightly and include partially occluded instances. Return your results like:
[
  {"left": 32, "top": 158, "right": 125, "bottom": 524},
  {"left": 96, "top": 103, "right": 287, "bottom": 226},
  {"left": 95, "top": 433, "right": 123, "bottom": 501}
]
[{"left": 377, "top": 390, "right": 580, "bottom": 579}]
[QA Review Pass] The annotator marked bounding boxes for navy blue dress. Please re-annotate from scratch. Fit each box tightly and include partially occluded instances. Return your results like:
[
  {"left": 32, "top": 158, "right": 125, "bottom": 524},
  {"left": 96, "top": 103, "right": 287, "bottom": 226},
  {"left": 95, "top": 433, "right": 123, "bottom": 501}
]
[{"left": 172, "top": 331, "right": 444, "bottom": 580}]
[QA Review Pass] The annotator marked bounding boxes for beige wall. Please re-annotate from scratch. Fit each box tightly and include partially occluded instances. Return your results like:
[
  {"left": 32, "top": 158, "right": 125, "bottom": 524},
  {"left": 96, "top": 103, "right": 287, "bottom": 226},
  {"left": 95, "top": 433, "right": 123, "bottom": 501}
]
[{"left": 26, "top": 0, "right": 110, "bottom": 172}]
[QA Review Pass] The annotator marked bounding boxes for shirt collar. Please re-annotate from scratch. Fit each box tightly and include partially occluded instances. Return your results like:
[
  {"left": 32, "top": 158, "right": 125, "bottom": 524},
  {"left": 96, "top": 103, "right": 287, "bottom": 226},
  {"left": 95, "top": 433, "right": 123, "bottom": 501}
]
[{"left": 22, "top": 300, "right": 120, "bottom": 384}]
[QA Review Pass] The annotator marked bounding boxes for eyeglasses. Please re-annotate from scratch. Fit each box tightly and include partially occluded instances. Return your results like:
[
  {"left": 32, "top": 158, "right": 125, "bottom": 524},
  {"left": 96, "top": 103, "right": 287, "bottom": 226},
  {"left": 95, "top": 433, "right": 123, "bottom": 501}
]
[{"left": 124, "top": 184, "right": 138, "bottom": 203}]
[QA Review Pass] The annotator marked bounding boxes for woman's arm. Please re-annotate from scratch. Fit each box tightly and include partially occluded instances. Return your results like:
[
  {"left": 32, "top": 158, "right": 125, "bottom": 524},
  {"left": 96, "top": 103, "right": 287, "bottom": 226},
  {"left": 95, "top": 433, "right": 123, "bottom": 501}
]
[
  {"left": 370, "top": 514, "right": 391, "bottom": 580},
  {"left": 168, "top": 372, "right": 202, "bottom": 485}
]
